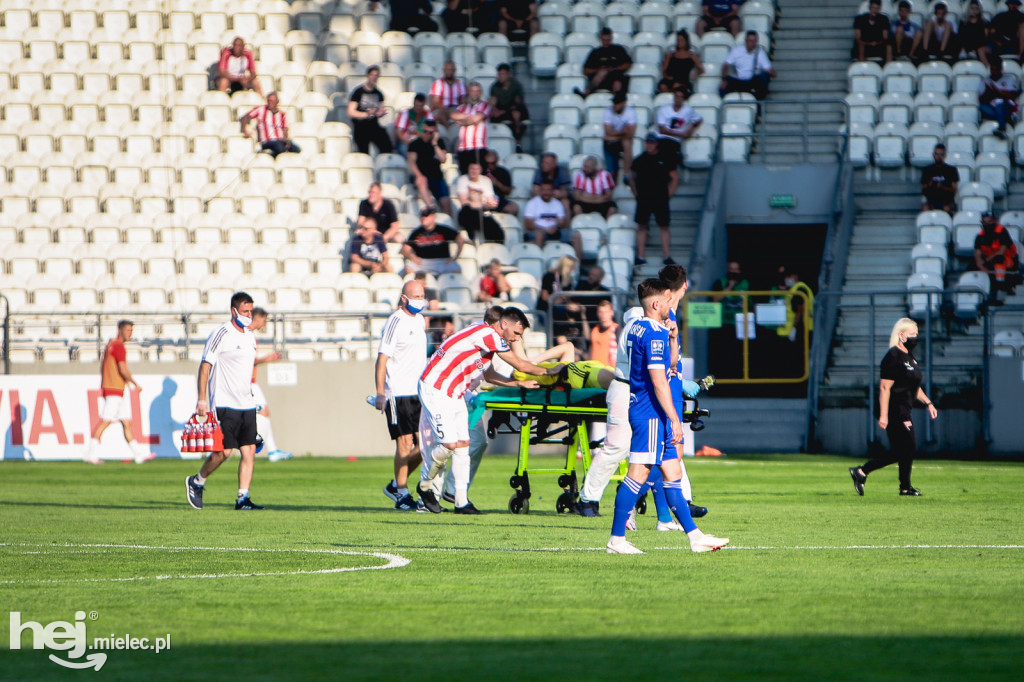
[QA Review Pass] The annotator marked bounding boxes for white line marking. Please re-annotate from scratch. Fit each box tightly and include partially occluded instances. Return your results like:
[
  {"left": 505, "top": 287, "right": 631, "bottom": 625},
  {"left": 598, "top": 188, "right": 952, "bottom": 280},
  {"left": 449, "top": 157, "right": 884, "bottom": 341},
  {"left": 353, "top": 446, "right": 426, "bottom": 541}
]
[
  {"left": 0, "top": 543, "right": 410, "bottom": 584},
  {"left": 358, "top": 544, "right": 1024, "bottom": 553}
]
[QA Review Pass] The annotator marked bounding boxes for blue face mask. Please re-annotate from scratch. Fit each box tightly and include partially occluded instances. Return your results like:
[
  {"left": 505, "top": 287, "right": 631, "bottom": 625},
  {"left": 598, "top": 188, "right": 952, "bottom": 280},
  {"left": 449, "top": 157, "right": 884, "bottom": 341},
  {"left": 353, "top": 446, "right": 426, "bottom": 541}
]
[
  {"left": 233, "top": 309, "right": 252, "bottom": 328},
  {"left": 405, "top": 297, "right": 427, "bottom": 314}
]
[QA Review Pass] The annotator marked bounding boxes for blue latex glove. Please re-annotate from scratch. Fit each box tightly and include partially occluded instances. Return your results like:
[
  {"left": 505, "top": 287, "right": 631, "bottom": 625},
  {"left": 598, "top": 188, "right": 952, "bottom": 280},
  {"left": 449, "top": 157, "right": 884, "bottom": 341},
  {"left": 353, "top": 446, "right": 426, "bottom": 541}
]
[{"left": 682, "top": 379, "right": 701, "bottom": 399}]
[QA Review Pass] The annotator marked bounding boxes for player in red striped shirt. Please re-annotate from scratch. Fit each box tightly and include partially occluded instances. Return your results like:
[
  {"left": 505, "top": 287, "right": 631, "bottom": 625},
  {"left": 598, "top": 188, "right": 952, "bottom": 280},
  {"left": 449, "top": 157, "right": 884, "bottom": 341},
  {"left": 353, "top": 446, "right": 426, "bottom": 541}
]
[
  {"left": 428, "top": 61, "right": 467, "bottom": 126},
  {"left": 416, "top": 307, "right": 555, "bottom": 513},
  {"left": 452, "top": 82, "right": 491, "bottom": 174},
  {"left": 240, "top": 92, "right": 300, "bottom": 158},
  {"left": 572, "top": 156, "right": 618, "bottom": 218}
]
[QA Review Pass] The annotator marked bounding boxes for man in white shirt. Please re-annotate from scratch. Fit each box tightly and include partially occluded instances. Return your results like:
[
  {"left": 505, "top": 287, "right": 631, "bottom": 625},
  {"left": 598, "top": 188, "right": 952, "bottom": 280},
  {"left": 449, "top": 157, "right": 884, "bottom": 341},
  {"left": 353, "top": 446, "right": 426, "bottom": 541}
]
[
  {"left": 185, "top": 292, "right": 262, "bottom": 510},
  {"left": 375, "top": 280, "right": 429, "bottom": 511},
  {"left": 656, "top": 87, "right": 704, "bottom": 167},
  {"left": 524, "top": 178, "right": 582, "bottom": 259},
  {"left": 719, "top": 30, "right": 777, "bottom": 100},
  {"left": 603, "top": 91, "right": 638, "bottom": 180}
]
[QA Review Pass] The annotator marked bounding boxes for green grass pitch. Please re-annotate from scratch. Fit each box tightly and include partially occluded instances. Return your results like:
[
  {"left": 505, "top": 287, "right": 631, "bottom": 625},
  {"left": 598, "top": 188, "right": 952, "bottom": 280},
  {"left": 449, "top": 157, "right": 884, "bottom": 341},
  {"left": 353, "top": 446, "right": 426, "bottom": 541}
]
[{"left": 2, "top": 454, "right": 1023, "bottom": 681}]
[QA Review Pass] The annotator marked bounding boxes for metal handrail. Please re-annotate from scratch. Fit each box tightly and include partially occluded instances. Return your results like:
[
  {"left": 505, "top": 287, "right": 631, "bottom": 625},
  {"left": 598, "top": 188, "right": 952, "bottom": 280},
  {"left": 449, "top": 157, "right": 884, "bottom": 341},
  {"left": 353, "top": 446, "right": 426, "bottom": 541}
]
[
  {"left": 1, "top": 293, "right": 9, "bottom": 375},
  {"left": 715, "top": 98, "right": 850, "bottom": 165}
]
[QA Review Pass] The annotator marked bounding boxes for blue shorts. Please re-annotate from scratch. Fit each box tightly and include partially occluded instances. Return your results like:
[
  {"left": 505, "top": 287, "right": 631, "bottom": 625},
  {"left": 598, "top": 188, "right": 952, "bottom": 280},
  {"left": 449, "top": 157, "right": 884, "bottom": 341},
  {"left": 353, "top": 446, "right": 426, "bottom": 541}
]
[
  {"left": 427, "top": 177, "right": 450, "bottom": 200},
  {"left": 629, "top": 414, "right": 670, "bottom": 465}
]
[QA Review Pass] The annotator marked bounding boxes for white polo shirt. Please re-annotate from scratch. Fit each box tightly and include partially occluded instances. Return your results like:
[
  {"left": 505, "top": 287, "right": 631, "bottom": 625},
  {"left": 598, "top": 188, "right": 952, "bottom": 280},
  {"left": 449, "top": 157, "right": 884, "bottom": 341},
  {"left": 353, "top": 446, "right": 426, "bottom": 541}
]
[
  {"left": 202, "top": 322, "right": 257, "bottom": 411},
  {"left": 377, "top": 308, "right": 427, "bottom": 398},
  {"left": 524, "top": 195, "right": 565, "bottom": 231},
  {"left": 724, "top": 45, "right": 773, "bottom": 81}
]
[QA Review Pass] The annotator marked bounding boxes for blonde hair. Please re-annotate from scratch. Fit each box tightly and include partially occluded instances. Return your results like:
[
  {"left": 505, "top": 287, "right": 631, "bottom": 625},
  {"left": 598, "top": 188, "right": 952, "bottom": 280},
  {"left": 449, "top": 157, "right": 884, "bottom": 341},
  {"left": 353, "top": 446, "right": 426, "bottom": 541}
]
[
  {"left": 889, "top": 317, "right": 918, "bottom": 348},
  {"left": 554, "top": 255, "right": 577, "bottom": 282}
]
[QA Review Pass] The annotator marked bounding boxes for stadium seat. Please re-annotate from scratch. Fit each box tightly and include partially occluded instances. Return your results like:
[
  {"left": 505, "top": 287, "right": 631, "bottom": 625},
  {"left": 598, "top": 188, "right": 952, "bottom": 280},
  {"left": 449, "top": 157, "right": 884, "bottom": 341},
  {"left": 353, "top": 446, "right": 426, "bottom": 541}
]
[
  {"left": 874, "top": 122, "right": 908, "bottom": 168},
  {"left": 952, "top": 59, "right": 987, "bottom": 94},
  {"left": 879, "top": 92, "right": 913, "bottom": 125},
  {"left": 954, "top": 271, "right": 990, "bottom": 319},
  {"left": 906, "top": 272, "right": 942, "bottom": 319},
  {"left": 911, "top": 242, "right": 947, "bottom": 276},
  {"left": 908, "top": 121, "right": 944, "bottom": 167},
  {"left": 528, "top": 33, "right": 562, "bottom": 78},
  {"left": 845, "top": 122, "right": 874, "bottom": 169},
  {"left": 882, "top": 60, "right": 916, "bottom": 95},
  {"left": 917, "top": 61, "right": 952, "bottom": 94},
  {"left": 913, "top": 92, "right": 948, "bottom": 125},
  {"left": 958, "top": 181, "right": 995, "bottom": 212},
  {"left": 975, "top": 152, "right": 1011, "bottom": 198},
  {"left": 538, "top": 2, "right": 571, "bottom": 36},
  {"left": 845, "top": 93, "right": 879, "bottom": 125},
  {"left": 952, "top": 210, "right": 982, "bottom": 256},
  {"left": 992, "top": 330, "right": 1024, "bottom": 356},
  {"left": 916, "top": 210, "right": 953, "bottom": 244}
]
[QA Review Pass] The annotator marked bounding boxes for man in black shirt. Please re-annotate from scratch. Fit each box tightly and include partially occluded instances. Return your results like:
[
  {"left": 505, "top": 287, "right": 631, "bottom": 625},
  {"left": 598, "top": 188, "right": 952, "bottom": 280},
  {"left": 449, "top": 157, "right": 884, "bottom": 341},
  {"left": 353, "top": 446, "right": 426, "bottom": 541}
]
[
  {"left": 630, "top": 133, "right": 679, "bottom": 266},
  {"left": 483, "top": 149, "right": 519, "bottom": 216},
  {"left": 853, "top": 0, "right": 892, "bottom": 62},
  {"left": 389, "top": 0, "right": 438, "bottom": 34},
  {"left": 401, "top": 206, "right": 466, "bottom": 275},
  {"left": 920, "top": 143, "right": 959, "bottom": 214},
  {"left": 347, "top": 65, "right": 393, "bottom": 155},
  {"left": 576, "top": 28, "right": 632, "bottom": 98},
  {"left": 357, "top": 183, "right": 401, "bottom": 242},
  {"left": 991, "top": 0, "right": 1024, "bottom": 59},
  {"left": 407, "top": 118, "right": 452, "bottom": 215}
]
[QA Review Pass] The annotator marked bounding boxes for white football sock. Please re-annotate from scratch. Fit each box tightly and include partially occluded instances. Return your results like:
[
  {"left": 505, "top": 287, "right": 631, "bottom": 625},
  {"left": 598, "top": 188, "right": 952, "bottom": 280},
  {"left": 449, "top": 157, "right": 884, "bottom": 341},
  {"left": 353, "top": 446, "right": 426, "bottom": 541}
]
[
  {"left": 451, "top": 446, "right": 471, "bottom": 507},
  {"left": 256, "top": 413, "right": 277, "bottom": 452}
]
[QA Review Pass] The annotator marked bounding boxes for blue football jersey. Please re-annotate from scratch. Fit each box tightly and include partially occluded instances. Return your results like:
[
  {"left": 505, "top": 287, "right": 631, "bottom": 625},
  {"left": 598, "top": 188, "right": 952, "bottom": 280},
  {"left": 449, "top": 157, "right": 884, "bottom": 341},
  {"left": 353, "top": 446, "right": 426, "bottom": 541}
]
[{"left": 627, "top": 318, "right": 671, "bottom": 419}]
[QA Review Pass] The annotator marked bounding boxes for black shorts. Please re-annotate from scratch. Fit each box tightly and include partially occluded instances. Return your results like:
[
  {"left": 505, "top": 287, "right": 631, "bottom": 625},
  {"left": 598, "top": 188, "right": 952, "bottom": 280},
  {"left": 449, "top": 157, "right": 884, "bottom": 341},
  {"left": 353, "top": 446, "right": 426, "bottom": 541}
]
[
  {"left": 384, "top": 395, "right": 421, "bottom": 440},
  {"left": 577, "top": 200, "right": 617, "bottom": 215},
  {"left": 635, "top": 199, "right": 670, "bottom": 227},
  {"left": 216, "top": 407, "right": 258, "bottom": 450}
]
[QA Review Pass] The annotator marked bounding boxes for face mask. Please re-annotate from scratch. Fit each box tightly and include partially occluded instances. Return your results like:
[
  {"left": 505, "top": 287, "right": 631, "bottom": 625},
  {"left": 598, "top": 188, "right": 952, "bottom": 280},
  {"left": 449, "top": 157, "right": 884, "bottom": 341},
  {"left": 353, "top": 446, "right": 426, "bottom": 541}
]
[
  {"left": 405, "top": 297, "right": 427, "bottom": 314},
  {"left": 785, "top": 277, "right": 798, "bottom": 288},
  {"left": 903, "top": 336, "right": 919, "bottom": 352},
  {"left": 233, "top": 309, "right": 252, "bottom": 328}
]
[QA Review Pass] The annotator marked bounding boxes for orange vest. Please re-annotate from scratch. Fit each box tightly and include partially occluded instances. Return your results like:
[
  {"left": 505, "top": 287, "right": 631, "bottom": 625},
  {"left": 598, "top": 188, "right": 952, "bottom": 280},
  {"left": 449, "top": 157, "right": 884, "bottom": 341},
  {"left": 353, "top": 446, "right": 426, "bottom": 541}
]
[{"left": 100, "top": 339, "right": 127, "bottom": 397}]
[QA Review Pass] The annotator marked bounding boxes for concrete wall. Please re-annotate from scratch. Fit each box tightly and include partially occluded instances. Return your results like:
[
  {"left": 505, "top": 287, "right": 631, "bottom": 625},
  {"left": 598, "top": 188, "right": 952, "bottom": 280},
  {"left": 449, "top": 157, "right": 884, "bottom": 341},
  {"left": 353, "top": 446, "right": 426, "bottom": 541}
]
[
  {"left": 817, "top": 407, "right": 984, "bottom": 456},
  {"left": 723, "top": 163, "right": 840, "bottom": 224}
]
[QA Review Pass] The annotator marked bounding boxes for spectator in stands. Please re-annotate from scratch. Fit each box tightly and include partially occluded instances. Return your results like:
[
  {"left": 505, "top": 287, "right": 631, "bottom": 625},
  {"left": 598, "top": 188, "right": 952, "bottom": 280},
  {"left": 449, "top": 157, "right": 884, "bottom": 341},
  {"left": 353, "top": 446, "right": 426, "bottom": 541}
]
[
  {"left": 477, "top": 258, "right": 511, "bottom": 302},
  {"left": 394, "top": 93, "right": 430, "bottom": 157},
  {"left": 958, "top": 0, "right": 991, "bottom": 67},
  {"left": 589, "top": 299, "right": 619, "bottom": 366},
  {"left": 408, "top": 118, "right": 452, "bottom": 215},
  {"left": 572, "top": 156, "right": 617, "bottom": 218},
  {"left": 452, "top": 82, "right": 492, "bottom": 173},
  {"left": 241, "top": 92, "right": 300, "bottom": 158},
  {"left": 630, "top": 133, "right": 679, "bottom": 266},
  {"left": 990, "top": 0, "right": 1024, "bottom": 61},
  {"left": 537, "top": 254, "right": 577, "bottom": 317},
  {"left": 217, "top": 37, "right": 263, "bottom": 96},
  {"left": 349, "top": 227, "right": 392, "bottom": 274},
  {"left": 347, "top": 65, "right": 393, "bottom": 155},
  {"left": 389, "top": 0, "right": 439, "bottom": 34},
  {"left": 696, "top": 1, "right": 741, "bottom": 38},
  {"left": 656, "top": 86, "right": 704, "bottom": 168},
  {"left": 572, "top": 265, "right": 612, "bottom": 324},
  {"left": 525, "top": 178, "right": 582, "bottom": 259},
  {"left": 443, "top": 0, "right": 487, "bottom": 34},
  {"left": 357, "top": 183, "right": 402, "bottom": 242},
  {"left": 975, "top": 212, "right": 1021, "bottom": 295},
  {"left": 489, "top": 63, "right": 529, "bottom": 147},
  {"left": 920, "top": 143, "right": 959, "bottom": 214},
  {"left": 575, "top": 28, "right": 633, "bottom": 98},
  {"left": 603, "top": 91, "right": 637, "bottom": 181},
  {"left": 979, "top": 60, "right": 1021, "bottom": 139},
  {"left": 720, "top": 31, "right": 777, "bottom": 100},
  {"left": 922, "top": 2, "right": 959, "bottom": 63},
  {"left": 853, "top": 0, "right": 892, "bottom": 63},
  {"left": 429, "top": 61, "right": 467, "bottom": 127},
  {"left": 891, "top": 0, "right": 924, "bottom": 63},
  {"left": 413, "top": 271, "right": 443, "bottom": 310},
  {"left": 709, "top": 261, "right": 750, "bottom": 378},
  {"left": 497, "top": 0, "right": 538, "bottom": 40},
  {"left": 483, "top": 149, "right": 519, "bottom": 216},
  {"left": 455, "top": 161, "right": 505, "bottom": 242},
  {"left": 711, "top": 260, "right": 751, "bottom": 317},
  {"left": 659, "top": 30, "right": 705, "bottom": 96},
  {"left": 402, "top": 206, "right": 465, "bottom": 275},
  {"left": 531, "top": 152, "right": 573, "bottom": 215}
]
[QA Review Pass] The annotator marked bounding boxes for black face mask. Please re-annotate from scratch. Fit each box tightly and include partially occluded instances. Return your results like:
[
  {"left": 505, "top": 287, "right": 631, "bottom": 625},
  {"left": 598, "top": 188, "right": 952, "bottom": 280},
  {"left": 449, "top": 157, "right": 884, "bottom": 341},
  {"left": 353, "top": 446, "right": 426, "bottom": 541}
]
[
  {"left": 728, "top": 273, "right": 741, "bottom": 281},
  {"left": 903, "top": 336, "right": 920, "bottom": 352}
]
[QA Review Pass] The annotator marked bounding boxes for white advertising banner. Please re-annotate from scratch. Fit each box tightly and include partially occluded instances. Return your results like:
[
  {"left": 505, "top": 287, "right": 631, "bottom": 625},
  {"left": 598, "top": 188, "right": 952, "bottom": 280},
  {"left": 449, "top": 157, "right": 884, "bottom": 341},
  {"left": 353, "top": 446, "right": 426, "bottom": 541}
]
[{"left": 0, "top": 375, "right": 198, "bottom": 461}]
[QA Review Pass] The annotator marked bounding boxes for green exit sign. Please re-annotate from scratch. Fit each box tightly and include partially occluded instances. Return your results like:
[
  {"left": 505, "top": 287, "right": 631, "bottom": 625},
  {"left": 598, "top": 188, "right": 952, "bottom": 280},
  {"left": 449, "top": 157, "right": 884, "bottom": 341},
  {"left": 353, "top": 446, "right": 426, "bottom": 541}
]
[{"left": 769, "top": 194, "right": 796, "bottom": 208}]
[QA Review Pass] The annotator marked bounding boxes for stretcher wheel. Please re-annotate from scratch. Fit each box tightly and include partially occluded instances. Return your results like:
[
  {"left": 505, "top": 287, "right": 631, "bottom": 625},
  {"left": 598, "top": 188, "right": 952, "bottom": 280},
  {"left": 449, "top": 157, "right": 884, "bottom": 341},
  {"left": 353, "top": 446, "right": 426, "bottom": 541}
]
[
  {"left": 508, "top": 495, "right": 529, "bottom": 514},
  {"left": 556, "top": 491, "right": 576, "bottom": 514},
  {"left": 557, "top": 474, "right": 572, "bottom": 489},
  {"left": 510, "top": 475, "right": 523, "bottom": 488}
]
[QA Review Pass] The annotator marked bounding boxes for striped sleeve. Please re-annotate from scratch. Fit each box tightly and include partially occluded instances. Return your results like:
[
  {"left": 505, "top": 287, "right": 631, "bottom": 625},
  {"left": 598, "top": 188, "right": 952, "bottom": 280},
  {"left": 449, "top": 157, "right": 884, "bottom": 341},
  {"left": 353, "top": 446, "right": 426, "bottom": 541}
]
[
  {"left": 202, "top": 325, "right": 228, "bottom": 364},
  {"left": 377, "top": 315, "right": 400, "bottom": 356}
]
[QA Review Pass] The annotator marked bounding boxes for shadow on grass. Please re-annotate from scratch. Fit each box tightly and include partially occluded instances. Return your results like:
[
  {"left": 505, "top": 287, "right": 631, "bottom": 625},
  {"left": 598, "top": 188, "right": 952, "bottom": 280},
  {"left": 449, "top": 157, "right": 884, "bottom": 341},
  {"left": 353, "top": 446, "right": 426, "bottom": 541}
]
[{"left": 4, "top": 636, "right": 1020, "bottom": 682}]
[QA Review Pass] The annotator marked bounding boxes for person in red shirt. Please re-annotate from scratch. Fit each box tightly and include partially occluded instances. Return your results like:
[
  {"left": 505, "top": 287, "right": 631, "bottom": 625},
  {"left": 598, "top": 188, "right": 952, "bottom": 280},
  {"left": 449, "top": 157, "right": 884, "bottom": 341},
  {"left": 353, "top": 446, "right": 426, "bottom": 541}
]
[
  {"left": 216, "top": 36, "right": 263, "bottom": 96},
  {"left": 477, "top": 258, "right": 511, "bottom": 302},
  {"left": 974, "top": 212, "right": 1021, "bottom": 294},
  {"left": 85, "top": 321, "right": 155, "bottom": 464},
  {"left": 241, "top": 92, "right": 300, "bottom": 158}
]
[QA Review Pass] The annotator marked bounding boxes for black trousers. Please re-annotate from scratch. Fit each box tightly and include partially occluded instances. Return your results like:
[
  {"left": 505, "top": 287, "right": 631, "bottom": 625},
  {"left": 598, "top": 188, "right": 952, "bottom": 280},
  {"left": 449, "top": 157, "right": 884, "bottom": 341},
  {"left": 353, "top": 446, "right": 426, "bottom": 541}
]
[
  {"left": 863, "top": 419, "right": 916, "bottom": 490},
  {"left": 458, "top": 207, "right": 504, "bottom": 243},
  {"left": 353, "top": 119, "right": 393, "bottom": 155}
]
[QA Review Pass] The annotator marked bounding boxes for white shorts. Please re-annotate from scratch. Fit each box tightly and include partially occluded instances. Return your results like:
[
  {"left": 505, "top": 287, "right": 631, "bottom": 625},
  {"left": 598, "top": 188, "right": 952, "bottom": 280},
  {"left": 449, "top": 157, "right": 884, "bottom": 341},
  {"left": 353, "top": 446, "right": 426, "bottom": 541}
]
[
  {"left": 419, "top": 385, "right": 470, "bottom": 445},
  {"left": 100, "top": 394, "right": 131, "bottom": 422}
]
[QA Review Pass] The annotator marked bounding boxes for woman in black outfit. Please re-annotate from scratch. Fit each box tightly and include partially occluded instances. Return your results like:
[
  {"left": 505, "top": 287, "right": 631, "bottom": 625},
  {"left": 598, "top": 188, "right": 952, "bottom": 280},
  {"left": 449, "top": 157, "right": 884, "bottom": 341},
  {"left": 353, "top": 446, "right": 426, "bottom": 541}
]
[
  {"left": 958, "top": 0, "right": 992, "bottom": 67},
  {"left": 850, "top": 318, "right": 938, "bottom": 496},
  {"left": 659, "top": 30, "right": 704, "bottom": 96}
]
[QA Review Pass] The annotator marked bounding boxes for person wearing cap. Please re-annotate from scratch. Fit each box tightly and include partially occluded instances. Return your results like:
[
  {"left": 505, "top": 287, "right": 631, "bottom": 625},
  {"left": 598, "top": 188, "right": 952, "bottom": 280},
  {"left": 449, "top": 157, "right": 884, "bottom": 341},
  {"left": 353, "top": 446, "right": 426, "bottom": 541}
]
[
  {"left": 655, "top": 86, "right": 703, "bottom": 169},
  {"left": 990, "top": 0, "right": 1024, "bottom": 60},
  {"left": 489, "top": 63, "right": 529, "bottom": 146},
  {"left": 407, "top": 117, "right": 452, "bottom": 215},
  {"left": 629, "top": 133, "right": 679, "bottom": 266},
  {"left": 978, "top": 59, "right": 1021, "bottom": 139},
  {"left": 890, "top": 1, "right": 924, "bottom": 63},
  {"left": 853, "top": 0, "right": 892, "bottom": 63},
  {"left": 975, "top": 211, "right": 1021, "bottom": 297},
  {"left": 603, "top": 91, "right": 637, "bottom": 180},
  {"left": 922, "top": 2, "right": 959, "bottom": 63},
  {"left": 497, "top": 0, "right": 538, "bottom": 39},
  {"left": 402, "top": 206, "right": 465, "bottom": 276}
]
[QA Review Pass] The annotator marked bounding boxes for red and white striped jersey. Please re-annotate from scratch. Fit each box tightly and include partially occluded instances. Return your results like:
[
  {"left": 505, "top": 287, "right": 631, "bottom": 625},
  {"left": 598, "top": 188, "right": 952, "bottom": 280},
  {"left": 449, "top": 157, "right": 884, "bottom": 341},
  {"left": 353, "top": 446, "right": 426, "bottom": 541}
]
[
  {"left": 420, "top": 323, "right": 510, "bottom": 399},
  {"left": 429, "top": 78, "right": 467, "bottom": 108},
  {"left": 456, "top": 101, "right": 491, "bottom": 151},
  {"left": 245, "top": 105, "right": 288, "bottom": 142},
  {"left": 395, "top": 106, "right": 429, "bottom": 138},
  {"left": 572, "top": 169, "right": 616, "bottom": 196}
]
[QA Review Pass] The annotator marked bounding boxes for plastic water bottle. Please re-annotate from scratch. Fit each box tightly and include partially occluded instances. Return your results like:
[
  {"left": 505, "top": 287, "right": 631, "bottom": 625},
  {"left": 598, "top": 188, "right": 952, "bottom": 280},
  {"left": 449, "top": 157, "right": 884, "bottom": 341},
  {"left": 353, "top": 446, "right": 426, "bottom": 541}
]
[{"left": 366, "top": 395, "right": 378, "bottom": 407}]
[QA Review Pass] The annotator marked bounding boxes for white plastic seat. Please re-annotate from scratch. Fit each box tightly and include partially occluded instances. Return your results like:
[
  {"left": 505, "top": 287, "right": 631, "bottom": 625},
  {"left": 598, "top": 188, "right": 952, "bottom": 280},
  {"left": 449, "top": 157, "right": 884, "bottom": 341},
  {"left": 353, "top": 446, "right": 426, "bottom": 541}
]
[
  {"left": 849, "top": 61, "right": 883, "bottom": 95},
  {"left": 538, "top": 2, "right": 571, "bottom": 35},
  {"left": 952, "top": 210, "right": 982, "bottom": 256},
  {"left": 917, "top": 61, "right": 952, "bottom": 94},
  {"left": 879, "top": 92, "right": 914, "bottom": 125},
  {"left": 954, "top": 271, "right": 990, "bottom": 319},
  {"left": 975, "top": 152, "right": 1011, "bottom": 198},
  {"left": 913, "top": 92, "right": 948, "bottom": 125},
  {"left": 909, "top": 122, "right": 944, "bottom": 168},
  {"left": 874, "top": 122, "right": 909, "bottom": 168},
  {"left": 993, "top": 330, "right": 1024, "bottom": 356},
  {"left": 917, "top": 210, "right": 953, "bottom": 244},
  {"left": 846, "top": 93, "right": 879, "bottom": 126},
  {"left": 906, "top": 272, "right": 943, "bottom": 319},
  {"left": 882, "top": 61, "right": 917, "bottom": 95},
  {"left": 952, "top": 60, "right": 987, "bottom": 93},
  {"left": 528, "top": 33, "right": 563, "bottom": 78},
  {"left": 845, "top": 122, "right": 874, "bottom": 168},
  {"left": 638, "top": 2, "right": 673, "bottom": 34},
  {"left": 912, "top": 242, "right": 947, "bottom": 276}
]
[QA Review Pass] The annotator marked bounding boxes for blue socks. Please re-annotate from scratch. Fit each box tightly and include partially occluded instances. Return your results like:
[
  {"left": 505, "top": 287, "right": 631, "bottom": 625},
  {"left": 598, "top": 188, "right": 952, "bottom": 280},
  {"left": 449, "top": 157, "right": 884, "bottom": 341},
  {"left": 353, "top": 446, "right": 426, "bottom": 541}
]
[
  {"left": 637, "top": 466, "right": 673, "bottom": 524},
  {"left": 611, "top": 476, "right": 644, "bottom": 537},
  {"left": 663, "top": 478, "right": 697, "bottom": 532}
]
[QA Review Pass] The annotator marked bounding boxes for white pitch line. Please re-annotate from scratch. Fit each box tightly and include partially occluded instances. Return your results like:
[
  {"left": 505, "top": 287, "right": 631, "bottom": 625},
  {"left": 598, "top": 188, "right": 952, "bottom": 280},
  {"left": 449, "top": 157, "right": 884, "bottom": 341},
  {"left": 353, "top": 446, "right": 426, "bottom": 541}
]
[
  {"left": 360, "top": 544, "right": 1024, "bottom": 553},
  {"left": 0, "top": 543, "right": 410, "bottom": 584}
]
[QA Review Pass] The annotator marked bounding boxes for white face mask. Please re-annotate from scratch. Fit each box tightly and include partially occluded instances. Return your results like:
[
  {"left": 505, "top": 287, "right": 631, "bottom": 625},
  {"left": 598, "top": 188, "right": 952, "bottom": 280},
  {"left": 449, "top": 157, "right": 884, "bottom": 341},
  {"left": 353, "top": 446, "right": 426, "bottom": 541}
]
[
  {"left": 233, "top": 309, "right": 252, "bottom": 328},
  {"left": 405, "top": 298, "right": 427, "bottom": 314},
  {"left": 785, "top": 277, "right": 798, "bottom": 288}
]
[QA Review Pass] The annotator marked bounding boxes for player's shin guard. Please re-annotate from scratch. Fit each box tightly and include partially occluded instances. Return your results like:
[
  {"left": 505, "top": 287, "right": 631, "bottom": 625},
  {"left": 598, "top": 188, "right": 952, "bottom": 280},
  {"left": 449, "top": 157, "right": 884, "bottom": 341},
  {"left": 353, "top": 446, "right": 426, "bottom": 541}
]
[
  {"left": 663, "top": 478, "right": 698, "bottom": 533},
  {"left": 451, "top": 446, "right": 471, "bottom": 507},
  {"left": 611, "top": 476, "right": 644, "bottom": 537},
  {"left": 421, "top": 444, "right": 454, "bottom": 488}
]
